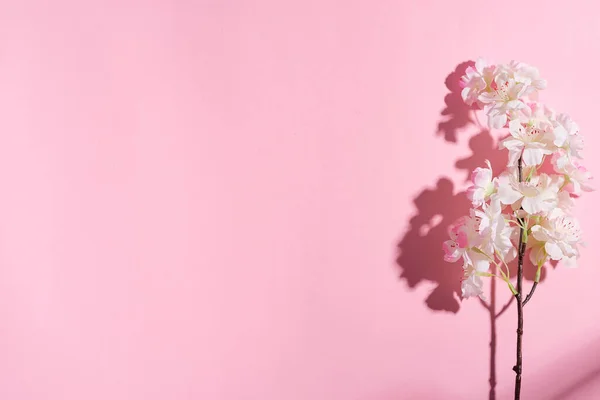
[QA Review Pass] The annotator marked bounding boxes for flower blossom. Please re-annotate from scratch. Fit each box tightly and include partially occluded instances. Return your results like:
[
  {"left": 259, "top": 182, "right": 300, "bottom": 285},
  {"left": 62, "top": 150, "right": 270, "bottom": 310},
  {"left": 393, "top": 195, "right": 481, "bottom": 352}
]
[
  {"left": 461, "top": 58, "right": 496, "bottom": 106},
  {"left": 461, "top": 266, "right": 485, "bottom": 299},
  {"left": 562, "top": 162, "right": 594, "bottom": 195},
  {"left": 495, "top": 173, "right": 560, "bottom": 215},
  {"left": 474, "top": 199, "right": 516, "bottom": 262},
  {"left": 467, "top": 160, "right": 495, "bottom": 207},
  {"left": 531, "top": 214, "right": 582, "bottom": 267},
  {"left": 501, "top": 60, "right": 547, "bottom": 97},
  {"left": 552, "top": 114, "right": 583, "bottom": 154},
  {"left": 479, "top": 74, "right": 527, "bottom": 129},
  {"left": 443, "top": 215, "right": 490, "bottom": 272},
  {"left": 500, "top": 119, "right": 553, "bottom": 167}
]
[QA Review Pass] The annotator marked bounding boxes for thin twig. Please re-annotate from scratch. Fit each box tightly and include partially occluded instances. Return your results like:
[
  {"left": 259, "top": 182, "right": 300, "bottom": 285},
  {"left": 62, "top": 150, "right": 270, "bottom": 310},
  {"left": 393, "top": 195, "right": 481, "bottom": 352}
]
[{"left": 522, "top": 282, "right": 538, "bottom": 306}]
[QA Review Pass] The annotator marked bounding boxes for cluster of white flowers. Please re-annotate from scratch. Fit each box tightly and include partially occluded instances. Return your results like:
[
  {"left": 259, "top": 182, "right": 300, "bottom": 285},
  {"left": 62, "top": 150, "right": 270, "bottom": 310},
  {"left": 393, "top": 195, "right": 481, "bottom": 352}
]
[{"left": 444, "top": 58, "right": 593, "bottom": 299}]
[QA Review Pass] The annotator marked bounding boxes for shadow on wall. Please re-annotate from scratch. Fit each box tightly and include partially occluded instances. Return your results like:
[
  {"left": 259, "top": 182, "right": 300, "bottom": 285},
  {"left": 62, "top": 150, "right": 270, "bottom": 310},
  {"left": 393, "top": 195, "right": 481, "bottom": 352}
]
[
  {"left": 394, "top": 134, "right": 509, "bottom": 312},
  {"left": 437, "top": 61, "right": 475, "bottom": 143},
  {"left": 394, "top": 61, "right": 547, "bottom": 400},
  {"left": 396, "top": 61, "right": 509, "bottom": 313}
]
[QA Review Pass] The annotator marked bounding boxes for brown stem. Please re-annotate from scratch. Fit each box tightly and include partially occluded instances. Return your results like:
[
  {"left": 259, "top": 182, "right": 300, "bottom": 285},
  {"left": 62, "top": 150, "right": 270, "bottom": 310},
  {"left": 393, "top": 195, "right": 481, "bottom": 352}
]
[
  {"left": 523, "top": 282, "right": 538, "bottom": 307},
  {"left": 513, "top": 157, "right": 526, "bottom": 400},
  {"left": 489, "top": 268, "right": 497, "bottom": 400}
]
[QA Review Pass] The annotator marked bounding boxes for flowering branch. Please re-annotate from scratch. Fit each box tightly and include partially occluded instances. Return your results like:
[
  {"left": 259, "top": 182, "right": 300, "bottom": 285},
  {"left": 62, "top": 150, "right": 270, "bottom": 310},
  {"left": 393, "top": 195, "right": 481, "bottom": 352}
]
[{"left": 442, "top": 58, "right": 594, "bottom": 399}]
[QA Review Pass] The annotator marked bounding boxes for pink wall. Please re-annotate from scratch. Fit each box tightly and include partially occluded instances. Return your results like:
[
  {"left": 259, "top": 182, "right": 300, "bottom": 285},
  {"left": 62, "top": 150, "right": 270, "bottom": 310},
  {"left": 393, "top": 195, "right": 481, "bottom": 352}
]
[{"left": 0, "top": 1, "right": 599, "bottom": 399}]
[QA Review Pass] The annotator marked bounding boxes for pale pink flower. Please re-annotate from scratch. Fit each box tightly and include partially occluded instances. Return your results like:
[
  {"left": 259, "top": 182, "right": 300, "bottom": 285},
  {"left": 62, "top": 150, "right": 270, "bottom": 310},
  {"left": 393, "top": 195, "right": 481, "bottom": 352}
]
[
  {"left": 531, "top": 214, "right": 582, "bottom": 265},
  {"left": 478, "top": 74, "right": 527, "bottom": 129},
  {"left": 464, "top": 250, "right": 492, "bottom": 275},
  {"left": 476, "top": 62, "right": 547, "bottom": 129},
  {"left": 552, "top": 114, "right": 582, "bottom": 151},
  {"left": 475, "top": 200, "right": 517, "bottom": 263},
  {"left": 500, "top": 119, "right": 553, "bottom": 167},
  {"left": 551, "top": 148, "right": 571, "bottom": 171},
  {"left": 504, "top": 60, "right": 547, "bottom": 96},
  {"left": 529, "top": 242, "right": 548, "bottom": 267},
  {"left": 551, "top": 113, "right": 584, "bottom": 169},
  {"left": 461, "top": 58, "right": 496, "bottom": 106},
  {"left": 467, "top": 160, "right": 495, "bottom": 207},
  {"left": 512, "top": 102, "right": 554, "bottom": 128},
  {"left": 461, "top": 267, "right": 485, "bottom": 299},
  {"left": 443, "top": 216, "right": 470, "bottom": 263},
  {"left": 554, "top": 190, "right": 575, "bottom": 216},
  {"left": 563, "top": 162, "right": 594, "bottom": 195},
  {"left": 495, "top": 173, "right": 559, "bottom": 215},
  {"left": 443, "top": 215, "right": 490, "bottom": 272}
]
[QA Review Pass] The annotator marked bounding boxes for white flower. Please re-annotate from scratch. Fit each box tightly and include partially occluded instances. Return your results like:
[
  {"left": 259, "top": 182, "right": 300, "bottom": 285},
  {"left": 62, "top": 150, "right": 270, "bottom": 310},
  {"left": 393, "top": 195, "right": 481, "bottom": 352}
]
[
  {"left": 475, "top": 200, "right": 517, "bottom": 262},
  {"left": 501, "top": 119, "right": 553, "bottom": 167},
  {"left": 512, "top": 102, "right": 554, "bottom": 126},
  {"left": 495, "top": 173, "right": 523, "bottom": 205},
  {"left": 552, "top": 149, "right": 572, "bottom": 171},
  {"left": 529, "top": 241, "right": 548, "bottom": 267},
  {"left": 476, "top": 61, "right": 547, "bottom": 129},
  {"left": 551, "top": 113, "right": 584, "bottom": 169},
  {"left": 553, "top": 191, "right": 574, "bottom": 217},
  {"left": 495, "top": 173, "right": 559, "bottom": 215},
  {"left": 564, "top": 162, "right": 594, "bottom": 195},
  {"left": 443, "top": 214, "right": 490, "bottom": 272},
  {"left": 461, "top": 58, "right": 496, "bottom": 106},
  {"left": 531, "top": 214, "right": 582, "bottom": 265},
  {"left": 461, "top": 267, "right": 485, "bottom": 299},
  {"left": 478, "top": 73, "right": 527, "bottom": 128},
  {"left": 551, "top": 125, "right": 593, "bottom": 196},
  {"left": 505, "top": 60, "right": 547, "bottom": 96},
  {"left": 464, "top": 250, "right": 492, "bottom": 274},
  {"left": 467, "top": 160, "right": 495, "bottom": 207},
  {"left": 552, "top": 114, "right": 583, "bottom": 154},
  {"left": 443, "top": 216, "right": 471, "bottom": 262}
]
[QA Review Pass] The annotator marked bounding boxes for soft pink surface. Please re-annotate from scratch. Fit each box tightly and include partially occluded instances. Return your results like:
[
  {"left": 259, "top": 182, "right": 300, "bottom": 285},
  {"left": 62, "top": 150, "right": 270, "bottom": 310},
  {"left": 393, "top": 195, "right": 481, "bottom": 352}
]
[{"left": 0, "top": 1, "right": 599, "bottom": 399}]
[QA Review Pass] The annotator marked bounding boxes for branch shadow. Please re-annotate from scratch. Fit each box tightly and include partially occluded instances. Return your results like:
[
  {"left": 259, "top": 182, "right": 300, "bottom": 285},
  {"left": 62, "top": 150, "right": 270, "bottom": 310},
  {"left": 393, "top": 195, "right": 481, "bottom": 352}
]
[{"left": 395, "top": 61, "right": 547, "bottom": 400}]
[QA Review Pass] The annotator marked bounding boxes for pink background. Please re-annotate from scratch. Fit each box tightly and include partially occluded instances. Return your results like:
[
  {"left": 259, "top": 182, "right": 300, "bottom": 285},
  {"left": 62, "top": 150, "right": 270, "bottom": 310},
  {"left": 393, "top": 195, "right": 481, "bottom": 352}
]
[{"left": 1, "top": 1, "right": 599, "bottom": 399}]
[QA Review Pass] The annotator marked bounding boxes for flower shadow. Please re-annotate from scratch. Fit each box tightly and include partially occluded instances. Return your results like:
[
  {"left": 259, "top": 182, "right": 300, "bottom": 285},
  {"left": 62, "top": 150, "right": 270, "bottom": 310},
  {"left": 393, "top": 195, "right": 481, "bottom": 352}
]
[
  {"left": 455, "top": 130, "right": 505, "bottom": 181},
  {"left": 396, "top": 177, "right": 470, "bottom": 312},
  {"left": 437, "top": 60, "right": 476, "bottom": 143}
]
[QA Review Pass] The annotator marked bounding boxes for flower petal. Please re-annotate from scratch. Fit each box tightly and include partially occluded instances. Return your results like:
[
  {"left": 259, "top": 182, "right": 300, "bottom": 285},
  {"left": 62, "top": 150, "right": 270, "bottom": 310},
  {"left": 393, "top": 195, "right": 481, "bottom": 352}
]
[
  {"left": 545, "top": 241, "right": 564, "bottom": 260},
  {"left": 496, "top": 177, "right": 522, "bottom": 205},
  {"left": 522, "top": 148, "right": 546, "bottom": 166},
  {"left": 531, "top": 225, "right": 549, "bottom": 242}
]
